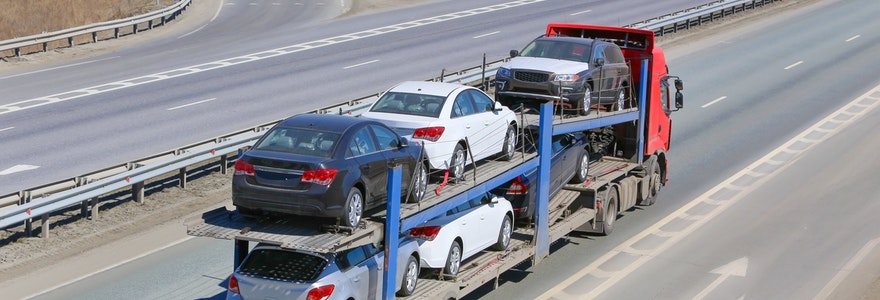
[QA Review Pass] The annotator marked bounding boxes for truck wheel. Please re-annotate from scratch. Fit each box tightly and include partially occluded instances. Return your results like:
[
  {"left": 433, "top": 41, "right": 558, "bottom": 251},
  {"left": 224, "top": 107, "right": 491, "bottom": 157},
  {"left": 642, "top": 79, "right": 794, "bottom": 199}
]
[
  {"left": 343, "top": 188, "right": 364, "bottom": 227},
  {"left": 408, "top": 162, "right": 428, "bottom": 203},
  {"left": 600, "top": 187, "right": 618, "bottom": 236},
  {"left": 638, "top": 156, "right": 660, "bottom": 206},
  {"left": 444, "top": 240, "right": 462, "bottom": 277},
  {"left": 578, "top": 84, "right": 593, "bottom": 116},
  {"left": 500, "top": 125, "right": 516, "bottom": 161},
  {"left": 397, "top": 255, "right": 419, "bottom": 296},
  {"left": 449, "top": 144, "right": 466, "bottom": 183},
  {"left": 570, "top": 151, "right": 590, "bottom": 183},
  {"left": 491, "top": 215, "right": 512, "bottom": 250}
]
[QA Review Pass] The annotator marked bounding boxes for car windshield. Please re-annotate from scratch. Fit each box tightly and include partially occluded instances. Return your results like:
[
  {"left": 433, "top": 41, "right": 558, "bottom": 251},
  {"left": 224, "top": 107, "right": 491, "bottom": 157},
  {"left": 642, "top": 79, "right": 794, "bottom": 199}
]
[
  {"left": 238, "top": 248, "right": 329, "bottom": 282},
  {"left": 521, "top": 39, "right": 591, "bottom": 63},
  {"left": 371, "top": 92, "right": 446, "bottom": 118},
  {"left": 253, "top": 127, "right": 340, "bottom": 158}
]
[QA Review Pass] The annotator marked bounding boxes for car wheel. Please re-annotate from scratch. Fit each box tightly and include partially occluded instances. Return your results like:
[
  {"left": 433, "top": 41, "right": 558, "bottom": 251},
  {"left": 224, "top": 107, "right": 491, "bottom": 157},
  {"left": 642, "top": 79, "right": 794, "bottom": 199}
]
[
  {"left": 449, "top": 144, "right": 466, "bottom": 183},
  {"left": 409, "top": 162, "right": 428, "bottom": 203},
  {"left": 500, "top": 125, "right": 516, "bottom": 161},
  {"left": 343, "top": 188, "right": 364, "bottom": 227},
  {"left": 600, "top": 187, "right": 618, "bottom": 236},
  {"left": 444, "top": 240, "right": 462, "bottom": 277},
  {"left": 397, "top": 255, "right": 419, "bottom": 296},
  {"left": 578, "top": 84, "right": 592, "bottom": 116},
  {"left": 491, "top": 215, "right": 513, "bottom": 251},
  {"left": 614, "top": 86, "right": 627, "bottom": 111},
  {"left": 570, "top": 151, "right": 590, "bottom": 184}
]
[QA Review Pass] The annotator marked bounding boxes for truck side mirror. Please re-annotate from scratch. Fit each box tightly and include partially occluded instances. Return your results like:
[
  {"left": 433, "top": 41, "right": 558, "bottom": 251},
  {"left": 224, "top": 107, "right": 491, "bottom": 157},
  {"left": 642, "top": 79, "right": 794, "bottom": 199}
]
[
  {"left": 509, "top": 50, "right": 519, "bottom": 58},
  {"left": 674, "top": 91, "right": 684, "bottom": 110},
  {"left": 674, "top": 79, "right": 683, "bottom": 91}
]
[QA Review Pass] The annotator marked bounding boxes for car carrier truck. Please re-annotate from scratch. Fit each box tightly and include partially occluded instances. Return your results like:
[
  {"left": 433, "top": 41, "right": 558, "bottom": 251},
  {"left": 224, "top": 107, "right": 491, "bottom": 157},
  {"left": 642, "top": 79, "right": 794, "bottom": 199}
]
[{"left": 186, "top": 23, "right": 683, "bottom": 299}]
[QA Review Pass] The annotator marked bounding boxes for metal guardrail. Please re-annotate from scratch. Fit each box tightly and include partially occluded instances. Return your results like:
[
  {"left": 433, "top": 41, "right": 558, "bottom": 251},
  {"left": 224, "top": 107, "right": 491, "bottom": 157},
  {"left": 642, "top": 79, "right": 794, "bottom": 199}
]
[
  {"left": 0, "top": 0, "right": 776, "bottom": 236},
  {"left": 0, "top": 0, "right": 191, "bottom": 58}
]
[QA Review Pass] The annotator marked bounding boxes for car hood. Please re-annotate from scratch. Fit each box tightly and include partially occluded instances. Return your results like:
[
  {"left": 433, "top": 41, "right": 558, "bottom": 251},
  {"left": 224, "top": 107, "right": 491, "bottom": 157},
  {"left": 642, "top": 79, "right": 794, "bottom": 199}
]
[{"left": 501, "top": 57, "right": 590, "bottom": 74}]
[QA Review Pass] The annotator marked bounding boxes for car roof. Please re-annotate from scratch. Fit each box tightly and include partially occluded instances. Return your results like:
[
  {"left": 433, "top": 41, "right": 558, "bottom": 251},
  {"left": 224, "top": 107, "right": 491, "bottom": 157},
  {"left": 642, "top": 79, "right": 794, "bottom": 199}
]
[
  {"left": 537, "top": 35, "right": 604, "bottom": 46},
  {"left": 387, "top": 81, "right": 471, "bottom": 97},
  {"left": 277, "top": 113, "right": 371, "bottom": 133}
]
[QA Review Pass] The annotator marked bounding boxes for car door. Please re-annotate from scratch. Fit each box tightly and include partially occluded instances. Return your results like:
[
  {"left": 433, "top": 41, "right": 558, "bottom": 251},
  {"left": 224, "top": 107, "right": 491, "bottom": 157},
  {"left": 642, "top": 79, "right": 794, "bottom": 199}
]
[
  {"left": 549, "top": 135, "right": 574, "bottom": 196},
  {"left": 449, "top": 90, "right": 480, "bottom": 161},
  {"left": 348, "top": 126, "right": 387, "bottom": 204},
  {"left": 461, "top": 196, "right": 491, "bottom": 258},
  {"left": 370, "top": 124, "right": 413, "bottom": 194},
  {"left": 604, "top": 44, "right": 629, "bottom": 93},
  {"left": 591, "top": 43, "right": 613, "bottom": 99},
  {"left": 467, "top": 90, "right": 508, "bottom": 158},
  {"left": 338, "top": 246, "right": 382, "bottom": 300}
]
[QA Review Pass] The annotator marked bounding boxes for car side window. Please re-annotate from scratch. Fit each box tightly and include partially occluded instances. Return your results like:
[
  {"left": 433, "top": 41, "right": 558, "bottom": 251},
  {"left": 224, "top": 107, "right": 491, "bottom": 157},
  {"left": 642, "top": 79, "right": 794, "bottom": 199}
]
[
  {"left": 605, "top": 44, "right": 625, "bottom": 64},
  {"left": 349, "top": 128, "right": 377, "bottom": 156},
  {"left": 451, "top": 92, "right": 476, "bottom": 118},
  {"left": 592, "top": 43, "right": 607, "bottom": 65},
  {"left": 337, "top": 247, "right": 368, "bottom": 270},
  {"left": 371, "top": 125, "right": 399, "bottom": 151},
  {"left": 469, "top": 90, "right": 494, "bottom": 113}
]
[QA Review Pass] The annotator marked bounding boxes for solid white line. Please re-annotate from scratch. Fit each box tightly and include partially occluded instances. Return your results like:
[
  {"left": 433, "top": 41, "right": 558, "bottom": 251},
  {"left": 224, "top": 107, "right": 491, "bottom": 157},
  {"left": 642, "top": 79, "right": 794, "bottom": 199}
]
[
  {"left": 179, "top": 0, "right": 224, "bottom": 39},
  {"left": 784, "top": 60, "right": 804, "bottom": 70},
  {"left": 0, "top": 126, "right": 13, "bottom": 132},
  {"left": 473, "top": 31, "right": 500, "bottom": 39},
  {"left": 343, "top": 59, "right": 379, "bottom": 69},
  {"left": 570, "top": 10, "right": 592, "bottom": 16},
  {"left": 0, "top": 57, "right": 119, "bottom": 80},
  {"left": 845, "top": 35, "right": 860, "bottom": 42},
  {"left": 167, "top": 98, "right": 216, "bottom": 110},
  {"left": 702, "top": 96, "right": 727, "bottom": 108},
  {"left": 813, "top": 237, "right": 880, "bottom": 300}
]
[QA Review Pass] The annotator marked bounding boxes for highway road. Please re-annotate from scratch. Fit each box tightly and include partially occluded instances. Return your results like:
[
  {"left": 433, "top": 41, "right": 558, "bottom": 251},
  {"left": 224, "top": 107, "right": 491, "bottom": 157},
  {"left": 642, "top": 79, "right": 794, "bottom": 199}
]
[
  {"left": 0, "top": 0, "right": 706, "bottom": 195},
  {"left": 7, "top": 0, "right": 880, "bottom": 299}
]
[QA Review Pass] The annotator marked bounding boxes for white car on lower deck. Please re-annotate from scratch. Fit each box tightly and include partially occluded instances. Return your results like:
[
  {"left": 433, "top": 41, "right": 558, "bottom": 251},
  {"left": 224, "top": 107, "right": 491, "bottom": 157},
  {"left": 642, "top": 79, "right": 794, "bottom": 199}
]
[{"left": 360, "top": 81, "right": 519, "bottom": 181}]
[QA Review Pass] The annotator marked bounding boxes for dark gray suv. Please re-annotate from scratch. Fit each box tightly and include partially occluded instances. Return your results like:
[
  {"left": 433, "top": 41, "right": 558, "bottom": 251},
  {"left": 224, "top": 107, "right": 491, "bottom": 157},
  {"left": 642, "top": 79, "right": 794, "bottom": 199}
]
[{"left": 495, "top": 36, "right": 631, "bottom": 115}]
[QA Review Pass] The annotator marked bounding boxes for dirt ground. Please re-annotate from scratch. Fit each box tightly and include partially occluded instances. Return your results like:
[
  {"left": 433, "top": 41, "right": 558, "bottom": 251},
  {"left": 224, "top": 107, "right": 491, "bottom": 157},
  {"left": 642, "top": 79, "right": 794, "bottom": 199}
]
[{"left": 2, "top": 0, "right": 878, "bottom": 298}]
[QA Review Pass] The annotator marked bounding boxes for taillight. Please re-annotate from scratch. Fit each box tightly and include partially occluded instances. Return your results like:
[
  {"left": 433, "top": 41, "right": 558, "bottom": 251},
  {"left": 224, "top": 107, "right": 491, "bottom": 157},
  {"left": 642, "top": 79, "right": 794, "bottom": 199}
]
[
  {"left": 302, "top": 169, "right": 338, "bottom": 186},
  {"left": 412, "top": 127, "right": 445, "bottom": 142},
  {"left": 506, "top": 176, "right": 528, "bottom": 195},
  {"left": 227, "top": 274, "right": 240, "bottom": 295},
  {"left": 410, "top": 226, "right": 442, "bottom": 241},
  {"left": 513, "top": 207, "right": 527, "bottom": 216},
  {"left": 234, "top": 160, "right": 255, "bottom": 176},
  {"left": 307, "top": 284, "right": 335, "bottom": 300}
]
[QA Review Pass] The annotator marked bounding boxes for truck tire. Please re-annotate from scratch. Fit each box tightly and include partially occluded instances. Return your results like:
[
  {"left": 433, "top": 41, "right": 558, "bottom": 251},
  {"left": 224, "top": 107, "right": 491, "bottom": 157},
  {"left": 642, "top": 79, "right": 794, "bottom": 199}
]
[
  {"left": 449, "top": 143, "right": 466, "bottom": 183},
  {"left": 570, "top": 151, "right": 590, "bottom": 184},
  {"left": 500, "top": 125, "right": 516, "bottom": 161},
  {"left": 343, "top": 188, "right": 364, "bottom": 227},
  {"left": 397, "top": 255, "right": 419, "bottom": 296},
  {"left": 491, "top": 215, "right": 512, "bottom": 250},
  {"left": 600, "top": 187, "right": 618, "bottom": 236},
  {"left": 578, "top": 84, "right": 593, "bottom": 116},
  {"left": 638, "top": 156, "right": 660, "bottom": 206},
  {"left": 444, "top": 240, "right": 463, "bottom": 277}
]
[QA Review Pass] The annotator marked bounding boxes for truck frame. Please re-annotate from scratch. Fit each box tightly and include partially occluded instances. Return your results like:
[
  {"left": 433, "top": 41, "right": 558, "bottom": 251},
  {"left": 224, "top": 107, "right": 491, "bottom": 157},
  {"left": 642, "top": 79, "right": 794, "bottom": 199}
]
[{"left": 187, "top": 23, "right": 683, "bottom": 300}]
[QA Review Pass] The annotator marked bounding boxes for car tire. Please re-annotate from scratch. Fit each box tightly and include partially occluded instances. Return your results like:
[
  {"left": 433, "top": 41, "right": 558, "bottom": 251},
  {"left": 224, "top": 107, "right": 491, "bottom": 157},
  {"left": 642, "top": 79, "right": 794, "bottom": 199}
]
[
  {"left": 614, "top": 86, "right": 627, "bottom": 111},
  {"left": 444, "top": 240, "right": 462, "bottom": 277},
  {"left": 578, "top": 84, "right": 593, "bottom": 116},
  {"left": 449, "top": 143, "right": 466, "bottom": 183},
  {"left": 408, "top": 162, "right": 428, "bottom": 203},
  {"left": 343, "top": 188, "right": 364, "bottom": 227},
  {"left": 397, "top": 255, "right": 419, "bottom": 296},
  {"left": 500, "top": 125, "right": 516, "bottom": 161},
  {"left": 491, "top": 215, "right": 513, "bottom": 251},
  {"left": 600, "top": 187, "right": 618, "bottom": 236},
  {"left": 570, "top": 151, "right": 590, "bottom": 184}
]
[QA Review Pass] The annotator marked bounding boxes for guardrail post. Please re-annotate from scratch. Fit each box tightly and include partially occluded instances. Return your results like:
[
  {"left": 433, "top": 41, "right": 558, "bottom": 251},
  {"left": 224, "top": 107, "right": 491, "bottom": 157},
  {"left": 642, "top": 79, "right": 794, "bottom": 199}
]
[
  {"left": 133, "top": 24, "right": 139, "bottom": 35},
  {"left": 42, "top": 42, "right": 47, "bottom": 53},
  {"left": 149, "top": 20, "right": 154, "bottom": 29},
  {"left": 23, "top": 191, "right": 33, "bottom": 236},
  {"left": 133, "top": 181, "right": 144, "bottom": 203},
  {"left": 92, "top": 32, "right": 98, "bottom": 43},
  {"left": 220, "top": 154, "right": 229, "bottom": 174},
  {"left": 40, "top": 214, "right": 50, "bottom": 239},
  {"left": 179, "top": 167, "right": 188, "bottom": 188},
  {"left": 68, "top": 37, "right": 74, "bottom": 48},
  {"left": 91, "top": 196, "right": 99, "bottom": 220},
  {"left": 115, "top": 28, "right": 120, "bottom": 39}
]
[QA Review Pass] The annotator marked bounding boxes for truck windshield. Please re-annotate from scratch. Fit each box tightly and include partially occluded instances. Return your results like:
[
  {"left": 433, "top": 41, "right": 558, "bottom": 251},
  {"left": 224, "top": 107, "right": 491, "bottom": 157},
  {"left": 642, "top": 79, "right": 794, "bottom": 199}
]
[{"left": 521, "top": 39, "right": 591, "bottom": 63}]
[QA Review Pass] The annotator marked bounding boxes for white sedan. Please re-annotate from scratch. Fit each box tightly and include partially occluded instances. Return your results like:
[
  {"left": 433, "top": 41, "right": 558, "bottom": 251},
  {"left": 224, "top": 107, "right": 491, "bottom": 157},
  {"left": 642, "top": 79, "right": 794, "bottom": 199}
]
[
  {"left": 408, "top": 192, "right": 514, "bottom": 277},
  {"left": 360, "top": 81, "right": 519, "bottom": 182}
]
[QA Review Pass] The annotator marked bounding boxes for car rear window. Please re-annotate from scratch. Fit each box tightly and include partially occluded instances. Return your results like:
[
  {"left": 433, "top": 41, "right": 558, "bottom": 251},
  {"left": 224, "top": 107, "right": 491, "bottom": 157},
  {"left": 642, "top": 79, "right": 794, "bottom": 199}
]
[
  {"left": 371, "top": 92, "right": 445, "bottom": 118},
  {"left": 253, "top": 127, "right": 340, "bottom": 158},
  {"left": 238, "top": 249, "right": 328, "bottom": 282}
]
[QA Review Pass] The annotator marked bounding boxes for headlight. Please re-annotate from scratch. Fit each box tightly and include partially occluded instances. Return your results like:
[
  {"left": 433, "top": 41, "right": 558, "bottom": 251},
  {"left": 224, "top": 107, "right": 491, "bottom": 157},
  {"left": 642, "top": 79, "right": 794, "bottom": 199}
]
[
  {"left": 553, "top": 74, "right": 579, "bottom": 82},
  {"left": 497, "top": 67, "right": 511, "bottom": 78}
]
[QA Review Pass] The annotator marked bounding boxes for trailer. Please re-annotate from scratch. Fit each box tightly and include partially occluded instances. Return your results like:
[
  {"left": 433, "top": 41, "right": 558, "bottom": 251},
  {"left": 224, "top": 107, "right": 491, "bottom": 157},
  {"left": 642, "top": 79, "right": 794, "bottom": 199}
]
[{"left": 187, "top": 23, "right": 683, "bottom": 299}]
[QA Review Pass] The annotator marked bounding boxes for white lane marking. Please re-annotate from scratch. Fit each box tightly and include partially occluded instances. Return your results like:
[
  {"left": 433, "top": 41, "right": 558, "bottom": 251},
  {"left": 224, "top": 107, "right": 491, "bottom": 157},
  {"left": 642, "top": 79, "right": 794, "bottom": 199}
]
[
  {"left": 0, "top": 164, "right": 40, "bottom": 175},
  {"left": 179, "top": 0, "right": 225, "bottom": 39},
  {"left": 570, "top": 10, "right": 592, "bottom": 16},
  {"left": 537, "top": 83, "right": 880, "bottom": 299},
  {"left": 845, "top": 35, "right": 860, "bottom": 42},
  {"left": 1, "top": 0, "right": 544, "bottom": 117},
  {"left": 813, "top": 237, "right": 880, "bottom": 300},
  {"left": 693, "top": 257, "right": 749, "bottom": 300},
  {"left": 473, "top": 31, "right": 500, "bottom": 39},
  {"left": 702, "top": 96, "right": 727, "bottom": 108},
  {"left": 343, "top": 60, "right": 379, "bottom": 69},
  {"left": 167, "top": 98, "right": 216, "bottom": 110},
  {"left": 0, "top": 57, "right": 119, "bottom": 80},
  {"left": 0, "top": 126, "right": 14, "bottom": 132},
  {"left": 785, "top": 60, "right": 804, "bottom": 70}
]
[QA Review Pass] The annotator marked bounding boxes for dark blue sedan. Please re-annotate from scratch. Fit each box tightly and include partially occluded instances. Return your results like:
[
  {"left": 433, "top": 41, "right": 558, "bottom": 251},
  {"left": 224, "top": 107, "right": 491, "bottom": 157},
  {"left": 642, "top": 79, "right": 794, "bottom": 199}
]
[{"left": 232, "top": 114, "right": 428, "bottom": 227}]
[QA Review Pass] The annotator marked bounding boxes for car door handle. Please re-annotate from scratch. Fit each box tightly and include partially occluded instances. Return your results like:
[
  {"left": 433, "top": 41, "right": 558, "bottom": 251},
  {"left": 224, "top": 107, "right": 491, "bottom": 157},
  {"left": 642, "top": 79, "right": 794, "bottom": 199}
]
[{"left": 352, "top": 277, "right": 360, "bottom": 283}]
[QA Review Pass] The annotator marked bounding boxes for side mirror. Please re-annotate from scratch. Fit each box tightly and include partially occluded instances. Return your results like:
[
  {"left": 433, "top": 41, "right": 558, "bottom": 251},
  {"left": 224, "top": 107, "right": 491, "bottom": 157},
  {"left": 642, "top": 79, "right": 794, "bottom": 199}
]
[
  {"left": 675, "top": 79, "right": 684, "bottom": 91},
  {"left": 675, "top": 91, "right": 684, "bottom": 110},
  {"left": 594, "top": 57, "right": 605, "bottom": 67},
  {"left": 398, "top": 137, "right": 409, "bottom": 148},
  {"left": 509, "top": 50, "right": 519, "bottom": 58},
  {"left": 493, "top": 101, "right": 504, "bottom": 112}
]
